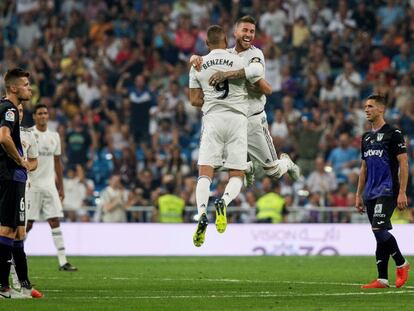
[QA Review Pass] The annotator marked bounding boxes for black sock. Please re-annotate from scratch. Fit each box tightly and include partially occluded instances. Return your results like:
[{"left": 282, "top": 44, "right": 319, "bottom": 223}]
[
  {"left": 384, "top": 234, "right": 405, "bottom": 266},
  {"left": 12, "top": 240, "right": 30, "bottom": 288},
  {"left": 376, "top": 242, "right": 390, "bottom": 279},
  {"left": 0, "top": 236, "right": 13, "bottom": 288}
]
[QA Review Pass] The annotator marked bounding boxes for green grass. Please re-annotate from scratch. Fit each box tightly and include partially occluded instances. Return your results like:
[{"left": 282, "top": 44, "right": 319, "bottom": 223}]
[{"left": 3, "top": 256, "right": 414, "bottom": 310}]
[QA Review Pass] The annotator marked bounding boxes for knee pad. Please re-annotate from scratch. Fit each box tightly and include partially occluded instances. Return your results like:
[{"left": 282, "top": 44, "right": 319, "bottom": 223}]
[{"left": 373, "top": 229, "right": 392, "bottom": 243}]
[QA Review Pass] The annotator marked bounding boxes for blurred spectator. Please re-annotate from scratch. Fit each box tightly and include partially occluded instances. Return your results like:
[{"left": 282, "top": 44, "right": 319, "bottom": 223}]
[
  {"left": 239, "top": 191, "right": 257, "bottom": 223},
  {"left": 334, "top": 61, "right": 362, "bottom": 103},
  {"left": 292, "top": 115, "right": 324, "bottom": 176},
  {"left": 256, "top": 180, "right": 288, "bottom": 223},
  {"left": 100, "top": 174, "right": 128, "bottom": 222},
  {"left": 329, "top": 182, "right": 352, "bottom": 223},
  {"left": 259, "top": 0, "right": 288, "bottom": 44},
  {"left": 63, "top": 165, "right": 88, "bottom": 222},
  {"left": 327, "top": 133, "right": 359, "bottom": 179},
  {"left": 306, "top": 156, "right": 338, "bottom": 198},
  {"left": 154, "top": 175, "right": 185, "bottom": 223}
]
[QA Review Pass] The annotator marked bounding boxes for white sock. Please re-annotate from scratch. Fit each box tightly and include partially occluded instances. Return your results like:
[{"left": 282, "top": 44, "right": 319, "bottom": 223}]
[
  {"left": 222, "top": 177, "right": 243, "bottom": 206},
  {"left": 10, "top": 261, "right": 20, "bottom": 288},
  {"left": 397, "top": 261, "right": 409, "bottom": 268},
  {"left": 378, "top": 278, "right": 389, "bottom": 285},
  {"left": 245, "top": 161, "right": 253, "bottom": 174},
  {"left": 51, "top": 227, "right": 68, "bottom": 266},
  {"left": 276, "top": 158, "right": 289, "bottom": 176},
  {"left": 196, "top": 176, "right": 211, "bottom": 216}
]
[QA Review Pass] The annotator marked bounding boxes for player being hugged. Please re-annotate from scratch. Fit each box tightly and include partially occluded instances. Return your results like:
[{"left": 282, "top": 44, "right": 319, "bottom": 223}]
[
  {"left": 356, "top": 94, "right": 410, "bottom": 288},
  {"left": 191, "top": 16, "right": 300, "bottom": 187},
  {"left": 189, "top": 25, "right": 271, "bottom": 247}
]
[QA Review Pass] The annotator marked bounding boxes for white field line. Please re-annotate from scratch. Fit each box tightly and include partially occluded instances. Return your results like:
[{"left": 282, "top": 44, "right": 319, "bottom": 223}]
[
  {"left": 42, "top": 290, "right": 414, "bottom": 300},
  {"left": 32, "top": 276, "right": 414, "bottom": 289}
]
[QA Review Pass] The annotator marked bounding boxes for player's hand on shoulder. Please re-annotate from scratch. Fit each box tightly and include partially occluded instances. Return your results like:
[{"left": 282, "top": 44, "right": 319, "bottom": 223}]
[
  {"left": 190, "top": 55, "right": 203, "bottom": 72},
  {"left": 397, "top": 192, "right": 408, "bottom": 211},
  {"left": 355, "top": 195, "right": 365, "bottom": 214}
]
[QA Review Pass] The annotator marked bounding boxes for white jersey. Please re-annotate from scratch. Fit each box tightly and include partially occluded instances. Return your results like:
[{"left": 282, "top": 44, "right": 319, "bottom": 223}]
[
  {"left": 227, "top": 46, "right": 266, "bottom": 117},
  {"left": 29, "top": 126, "right": 61, "bottom": 188},
  {"left": 20, "top": 126, "right": 38, "bottom": 160},
  {"left": 189, "top": 49, "right": 248, "bottom": 116}
]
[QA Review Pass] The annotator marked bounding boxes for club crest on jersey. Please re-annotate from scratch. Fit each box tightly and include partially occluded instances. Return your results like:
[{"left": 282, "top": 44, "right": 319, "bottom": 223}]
[
  {"left": 5, "top": 110, "right": 15, "bottom": 122},
  {"left": 377, "top": 133, "right": 384, "bottom": 141},
  {"left": 374, "top": 204, "right": 382, "bottom": 214}
]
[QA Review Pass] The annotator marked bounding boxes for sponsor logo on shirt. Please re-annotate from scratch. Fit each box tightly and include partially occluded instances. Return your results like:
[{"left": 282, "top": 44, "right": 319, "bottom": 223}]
[{"left": 364, "top": 149, "right": 384, "bottom": 158}]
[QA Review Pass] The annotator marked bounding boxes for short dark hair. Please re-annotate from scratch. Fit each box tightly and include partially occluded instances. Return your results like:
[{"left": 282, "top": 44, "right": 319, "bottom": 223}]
[
  {"left": 367, "top": 94, "right": 387, "bottom": 106},
  {"left": 206, "top": 25, "right": 226, "bottom": 45},
  {"left": 33, "top": 103, "right": 48, "bottom": 114},
  {"left": 236, "top": 15, "right": 256, "bottom": 26},
  {"left": 4, "top": 68, "right": 30, "bottom": 90}
]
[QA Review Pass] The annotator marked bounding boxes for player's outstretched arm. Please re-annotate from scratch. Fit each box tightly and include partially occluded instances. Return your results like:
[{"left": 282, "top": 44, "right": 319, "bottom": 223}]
[
  {"left": 355, "top": 160, "right": 367, "bottom": 214},
  {"left": 397, "top": 153, "right": 408, "bottom": 210},
  {"left": 189, "top": 88, "right": 204, "bottom": 107}
]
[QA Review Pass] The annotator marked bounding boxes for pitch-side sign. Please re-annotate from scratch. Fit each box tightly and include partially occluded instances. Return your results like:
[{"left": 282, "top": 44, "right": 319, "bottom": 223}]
[{"left": 25, "top": 223, "right": 414, "bottom": 256}]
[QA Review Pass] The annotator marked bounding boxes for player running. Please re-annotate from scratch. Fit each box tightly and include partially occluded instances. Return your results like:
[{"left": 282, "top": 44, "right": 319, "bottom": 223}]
[
  {"left": 189, "top": 25, "right": 271, "bottom": 247},
  {"left": 356, "top": 94, "right": 410, "bottom": 288},
  {"left": 191, "top": 16, "right": 300, "bottom": 187}
]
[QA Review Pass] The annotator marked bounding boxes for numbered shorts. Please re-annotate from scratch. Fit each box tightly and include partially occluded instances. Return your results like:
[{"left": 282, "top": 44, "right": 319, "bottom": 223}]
[
  {"left": 365, "top": 196, "right": 396, "bottom": 230},
  {"left": 0, "top": 180, "right": 26, "bottom": 228},
  {"left": 198, "top": 112, "right": 248, "bottom": 170},
  {"left": 26, "top": 187, "right": 63, "bottom": 220},
  {"left": 247, "top": 111, "right": 278, "bottom": 168}
]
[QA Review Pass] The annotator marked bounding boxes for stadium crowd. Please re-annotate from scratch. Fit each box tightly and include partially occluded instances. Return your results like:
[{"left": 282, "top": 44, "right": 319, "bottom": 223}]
[{"left": 1, "top": 0, "right": 414, "bottom": 223}]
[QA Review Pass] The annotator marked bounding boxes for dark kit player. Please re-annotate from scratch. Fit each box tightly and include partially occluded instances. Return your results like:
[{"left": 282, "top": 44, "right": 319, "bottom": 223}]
[
  {"left": 356, "top": 94, "right": 410, "bottom": 289},
  {"left": 0, "top": 68, "right": 35, "bottom": 298}
]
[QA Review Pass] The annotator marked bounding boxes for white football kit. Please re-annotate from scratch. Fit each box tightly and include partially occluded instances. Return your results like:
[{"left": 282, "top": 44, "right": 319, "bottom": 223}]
[
  {"left": 26, "top": 126, "right": 63, "bottom": 220},
  {"left": 189, "top": 49, "right": 255, "bottom": 170},
  {"left": 228, "top": 46, "right": 279, "bottom": 169}
]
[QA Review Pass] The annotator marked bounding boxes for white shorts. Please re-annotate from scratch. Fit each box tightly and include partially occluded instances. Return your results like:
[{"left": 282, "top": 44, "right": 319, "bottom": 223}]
[
  {"left": 247, "top": 111, "right": 278, "bottom": 168},
  {"left": 26, "top": 187, "right": 64, "bottom": 220},
  {"left": 198, "top": 112, "right": 247, "bottom": 170}
]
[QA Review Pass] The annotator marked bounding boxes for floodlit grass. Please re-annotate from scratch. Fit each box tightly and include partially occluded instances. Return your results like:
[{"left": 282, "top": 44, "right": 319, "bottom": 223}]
[{"left": 3, "top": 256, "right": 414, "bottom": 310}]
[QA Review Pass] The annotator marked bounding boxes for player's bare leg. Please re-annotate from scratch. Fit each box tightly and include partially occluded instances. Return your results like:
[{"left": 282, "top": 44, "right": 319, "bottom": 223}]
[{"left": 11, "top": 227, "right": 42, "bottom": 298}]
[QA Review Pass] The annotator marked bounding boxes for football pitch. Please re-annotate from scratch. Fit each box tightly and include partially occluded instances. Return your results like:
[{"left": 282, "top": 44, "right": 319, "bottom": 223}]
[{"left": 3, "top": 256, "right": 413, "bottom": 310}]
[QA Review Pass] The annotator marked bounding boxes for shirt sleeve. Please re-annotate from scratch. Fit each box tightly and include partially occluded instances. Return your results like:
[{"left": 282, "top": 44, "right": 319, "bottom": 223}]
[
  {"left": 27, "top": 131, "right": 39, "bottom": 159},
  {"left": 54, "top": 132, "right": 62, "bottom": 156},
  {"left": 390, "top": 129, "right": 407, "bottom": 156},
  {"left": 245, "top": 49, "right": 265, "bottom": 84},
  {"left": 189, "top": 67, "right": 201, "bottom": 89},
  {"left": 361, "top": 133, "right": 367, "bottom": 160},
  {"left": 0, "top": 107, "right": 17, "bottom": 132}
]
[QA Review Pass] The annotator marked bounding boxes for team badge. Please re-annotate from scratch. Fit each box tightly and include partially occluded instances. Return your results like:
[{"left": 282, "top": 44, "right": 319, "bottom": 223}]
[
  {"left": 374, "top": 204, "right": 382, "bottom": 214},
  {"left": 377, "top": 133, "right": 384, "bottom": 141},
  {"left": 5, "top": 110, "right": 15, "bottom": 122}
]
